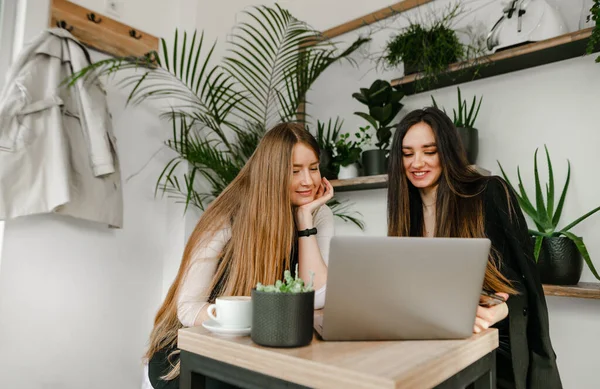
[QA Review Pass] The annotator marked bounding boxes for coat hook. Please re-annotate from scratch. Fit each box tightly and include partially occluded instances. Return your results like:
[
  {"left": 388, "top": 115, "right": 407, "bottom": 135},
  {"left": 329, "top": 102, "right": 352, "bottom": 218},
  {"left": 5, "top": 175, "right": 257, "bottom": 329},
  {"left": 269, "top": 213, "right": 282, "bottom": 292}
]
[
  {"left": 86, "top": 13, "right": 102, "bottom": 24},
  {"left": 56, "top": 20, "right": 74, "bottom": 32},
  {"left": 129, "top": 29, "right": 142, "bottom": 40}
]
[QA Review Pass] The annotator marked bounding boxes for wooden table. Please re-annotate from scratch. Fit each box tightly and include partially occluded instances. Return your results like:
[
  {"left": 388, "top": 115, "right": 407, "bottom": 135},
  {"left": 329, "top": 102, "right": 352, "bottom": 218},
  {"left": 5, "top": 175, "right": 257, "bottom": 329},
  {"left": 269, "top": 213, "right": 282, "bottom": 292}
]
[{"left": 178, "top": 313, "right": 499, "bottom": 389}]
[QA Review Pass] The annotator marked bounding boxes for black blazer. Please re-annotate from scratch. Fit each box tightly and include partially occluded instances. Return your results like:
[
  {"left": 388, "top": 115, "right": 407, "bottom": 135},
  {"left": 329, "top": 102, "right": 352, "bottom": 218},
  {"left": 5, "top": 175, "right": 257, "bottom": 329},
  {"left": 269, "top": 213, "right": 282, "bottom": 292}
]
[{"left": 483, "top": 177, "right": 562, "bottom": 389}]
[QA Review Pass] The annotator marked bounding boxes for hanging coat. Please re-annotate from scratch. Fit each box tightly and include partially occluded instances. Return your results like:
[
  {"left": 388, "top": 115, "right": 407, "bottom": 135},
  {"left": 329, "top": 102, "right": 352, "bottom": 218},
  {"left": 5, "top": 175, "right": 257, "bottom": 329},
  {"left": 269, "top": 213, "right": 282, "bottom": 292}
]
[{"left": 0, "top": 28, "right": 123, "bottom": 228}]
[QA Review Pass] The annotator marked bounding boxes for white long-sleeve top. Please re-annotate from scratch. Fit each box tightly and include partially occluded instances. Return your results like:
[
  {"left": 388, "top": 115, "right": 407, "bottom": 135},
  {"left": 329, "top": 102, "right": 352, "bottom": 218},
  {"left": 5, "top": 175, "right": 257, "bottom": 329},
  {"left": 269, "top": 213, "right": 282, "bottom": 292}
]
[{"left": 176, "top": 205, "right": 335, "bottom": 327}]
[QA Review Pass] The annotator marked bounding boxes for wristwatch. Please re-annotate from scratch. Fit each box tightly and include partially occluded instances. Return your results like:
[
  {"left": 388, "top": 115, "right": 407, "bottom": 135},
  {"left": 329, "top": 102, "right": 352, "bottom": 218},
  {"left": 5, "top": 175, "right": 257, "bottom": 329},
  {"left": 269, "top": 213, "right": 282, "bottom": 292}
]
[{"left": 297, "top": 227, "right": 317, "bottom": 237}]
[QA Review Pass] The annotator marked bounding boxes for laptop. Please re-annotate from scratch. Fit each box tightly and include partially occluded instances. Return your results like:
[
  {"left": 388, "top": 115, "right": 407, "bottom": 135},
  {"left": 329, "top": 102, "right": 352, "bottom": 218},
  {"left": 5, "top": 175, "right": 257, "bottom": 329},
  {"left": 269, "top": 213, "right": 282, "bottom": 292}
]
[{"left": 314, "top": 236, "right": 491, "bottom": 341}]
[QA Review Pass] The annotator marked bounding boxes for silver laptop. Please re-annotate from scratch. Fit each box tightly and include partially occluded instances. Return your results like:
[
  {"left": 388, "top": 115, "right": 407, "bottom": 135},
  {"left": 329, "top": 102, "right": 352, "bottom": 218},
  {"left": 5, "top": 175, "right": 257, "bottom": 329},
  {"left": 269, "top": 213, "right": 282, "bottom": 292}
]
[{"left": 314, "top": 236, "right": 491, "bottom": 341}]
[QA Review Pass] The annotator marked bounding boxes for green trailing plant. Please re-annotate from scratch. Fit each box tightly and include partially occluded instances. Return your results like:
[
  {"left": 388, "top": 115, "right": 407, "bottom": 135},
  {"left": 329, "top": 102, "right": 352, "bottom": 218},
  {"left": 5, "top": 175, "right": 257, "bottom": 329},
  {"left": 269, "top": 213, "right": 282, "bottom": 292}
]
[
  {"left": 384, "top": 4, "right": 462, "bottom": 86},
  {"left": 379, "top": 2, "right": 489, "bottom": 92},
  {"left": 352, "top": 79, "right": 404, "bottom": 150},
  {"left": 497, "top": 145, "right": 600, "bottom": 280},
  {"left": 69, "top": 4, "right": 369, "bottom": 229},
  {"left": 431, "top": 86, "right": 482, "bottom": 128},
  {"left": 586, "top": 0, "right": 600, "bottom": 62}
]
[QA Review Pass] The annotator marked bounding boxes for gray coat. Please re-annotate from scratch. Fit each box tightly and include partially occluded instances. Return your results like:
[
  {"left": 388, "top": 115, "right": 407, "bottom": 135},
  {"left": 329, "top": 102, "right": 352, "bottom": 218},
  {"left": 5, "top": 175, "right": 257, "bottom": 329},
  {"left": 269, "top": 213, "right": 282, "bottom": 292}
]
[{"left": 0, "top": 28, "right": 123, "bottom": 228}]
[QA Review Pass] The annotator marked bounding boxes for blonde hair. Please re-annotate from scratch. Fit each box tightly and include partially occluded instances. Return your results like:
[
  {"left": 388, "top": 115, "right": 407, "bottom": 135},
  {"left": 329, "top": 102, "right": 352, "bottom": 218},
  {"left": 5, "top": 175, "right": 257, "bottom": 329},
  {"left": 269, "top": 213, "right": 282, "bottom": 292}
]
[{"left": 144, "top": 123, "right": 320, "bottom": 379}]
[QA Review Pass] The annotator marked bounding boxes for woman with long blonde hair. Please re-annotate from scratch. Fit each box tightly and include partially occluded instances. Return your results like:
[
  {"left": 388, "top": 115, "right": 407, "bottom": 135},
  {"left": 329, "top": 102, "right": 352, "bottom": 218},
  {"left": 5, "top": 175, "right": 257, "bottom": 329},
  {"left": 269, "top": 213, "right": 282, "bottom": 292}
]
[
  {"left": 145, "top": 123, "right": 334, "bottom": 389},
  {"left": 387, "top": 107, "right": 561, "bottom": 389}
]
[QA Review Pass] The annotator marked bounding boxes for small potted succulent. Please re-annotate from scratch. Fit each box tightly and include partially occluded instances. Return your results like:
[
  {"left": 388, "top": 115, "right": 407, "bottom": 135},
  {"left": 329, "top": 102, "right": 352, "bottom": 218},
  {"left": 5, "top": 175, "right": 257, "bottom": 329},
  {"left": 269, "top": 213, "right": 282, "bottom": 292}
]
[
  {"left": 498, "top": 145, "right": 600, "bottom": 285},
  {"left": 251, "top": 265, "right": 315, "bottom": 347},
  {"left": 352, "top": 80, "right": 404, "bottom": 176},
  {"left": 431, "top": 86, "right": 482, "bottom": 164}
]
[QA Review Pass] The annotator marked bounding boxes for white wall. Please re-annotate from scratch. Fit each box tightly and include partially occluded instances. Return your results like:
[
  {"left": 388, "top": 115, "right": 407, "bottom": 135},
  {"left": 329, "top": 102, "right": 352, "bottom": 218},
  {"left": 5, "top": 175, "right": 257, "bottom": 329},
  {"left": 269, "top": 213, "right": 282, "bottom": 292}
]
[
  {"left": 0, "top": 1, "right": 197, "bottom": 388},
  {"left": 190, "top": 2, "right": 600, "bottom": 387},
  {"left": 300, "top": 1, "right": 600, "bottom": 388}
]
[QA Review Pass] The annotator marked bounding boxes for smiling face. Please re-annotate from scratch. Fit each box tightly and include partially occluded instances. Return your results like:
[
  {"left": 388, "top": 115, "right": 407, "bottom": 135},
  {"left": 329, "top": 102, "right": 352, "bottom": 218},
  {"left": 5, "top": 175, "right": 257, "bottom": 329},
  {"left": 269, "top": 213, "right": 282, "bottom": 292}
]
[
  {"left": 289, "top": 142, "right": 321, "bottom": 206},
  {"left": 402, "top": 121, "right": 442, "bottom": 191}
]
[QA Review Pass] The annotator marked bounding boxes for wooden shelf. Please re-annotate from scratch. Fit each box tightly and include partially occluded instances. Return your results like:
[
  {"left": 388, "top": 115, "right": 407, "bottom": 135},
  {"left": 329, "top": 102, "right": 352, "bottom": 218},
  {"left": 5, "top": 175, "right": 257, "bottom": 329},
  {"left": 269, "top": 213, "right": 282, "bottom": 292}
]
[
  {"left": 331, "top": 165, "right": 490, "bottom": 192},
  {"left": 543, "top": 283, "right": 600, "bottom": 300},
  {"left": 391, "top": 28, "right": 597, "bottom": 95}
]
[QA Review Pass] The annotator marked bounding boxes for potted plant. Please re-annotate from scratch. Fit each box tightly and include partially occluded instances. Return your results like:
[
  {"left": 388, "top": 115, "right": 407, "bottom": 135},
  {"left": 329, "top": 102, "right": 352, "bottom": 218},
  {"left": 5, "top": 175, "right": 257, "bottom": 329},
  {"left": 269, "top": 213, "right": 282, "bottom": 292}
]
[
  {"left": 383, "top": 4, "right": 463, "bottom": 78},
  {"left": 333, "top": 125, "right": 372, "bottom": 179},
  {"left": 352, "top": 80, "right": 404, "bottom": 176},
  {"left": 313, "top": 118, "right": 343, "bottom": 180},
  {"left": 251, "top": 265, "right": 315, "bottom": 347},
  {"left": 431, "top": 86, "right": 482, "bottom": 164},
  {"left": 498, "top": 145, "right": 600, "bottom": 285},
  {"left": 585, "top": 0, "right": 600, "bottom": 62}
]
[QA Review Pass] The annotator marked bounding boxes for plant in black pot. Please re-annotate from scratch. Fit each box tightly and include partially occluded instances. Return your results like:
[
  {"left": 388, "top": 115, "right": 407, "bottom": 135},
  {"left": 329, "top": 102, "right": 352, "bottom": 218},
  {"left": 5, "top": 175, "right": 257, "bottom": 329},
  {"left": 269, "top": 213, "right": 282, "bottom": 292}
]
[
  {"left": 383, "top": 4, "right": 463, "bottom": 86},
  {"left": 251, "top": 266, "right": 315, "bottom": 347},
  {"left": 498, "top": 145, "right": 600, "bottom": 285},
  {"left": 312, "top": 118, "right": 343, "bottom": 180},
  {"left": 352, "top": 79, "right": 404, "bottom": 176},
  {"left": 431, "top": 86, "right": 482, "bottom": 164}
]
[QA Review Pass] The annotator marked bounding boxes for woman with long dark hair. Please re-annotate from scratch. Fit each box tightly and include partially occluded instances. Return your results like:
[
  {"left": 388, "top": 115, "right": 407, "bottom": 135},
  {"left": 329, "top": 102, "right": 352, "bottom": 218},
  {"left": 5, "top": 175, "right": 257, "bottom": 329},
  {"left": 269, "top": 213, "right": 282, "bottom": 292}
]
[{"left": 387, "top": 107, "right": 561, "bottom": 389}]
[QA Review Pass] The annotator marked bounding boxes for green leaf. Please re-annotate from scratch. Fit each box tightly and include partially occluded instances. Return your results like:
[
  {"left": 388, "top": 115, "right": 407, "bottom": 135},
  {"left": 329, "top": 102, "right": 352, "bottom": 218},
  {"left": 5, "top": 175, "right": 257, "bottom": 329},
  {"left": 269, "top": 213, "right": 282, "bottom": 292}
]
[
  {"left": 533, "top": 148, "right": 551, "bottom": 229},
  {"left": 560, "top": 205, "right": 600, "bottom": 233},
  {"left": 553, "top": 160, "right": 571, "bottom": 227},
  {"left": 544, "top": 145, "right": 555, "bottom": 220},
  {"left": 561, "top": 232, "right": 600, "bottom": 281},
  {"left": 533, "top": 236, "right": 544, "bottom": 262},
  {"left": 354, "top": 112, "right": 378, "bottom": 129}
]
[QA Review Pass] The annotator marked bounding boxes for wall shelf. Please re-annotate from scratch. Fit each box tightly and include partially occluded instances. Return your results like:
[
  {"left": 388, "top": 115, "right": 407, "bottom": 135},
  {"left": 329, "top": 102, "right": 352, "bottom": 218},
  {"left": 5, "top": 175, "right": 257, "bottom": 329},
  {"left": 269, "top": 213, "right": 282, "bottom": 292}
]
[
  {"left": 543, "top": 283, "right": 600, "bottom": 300},
  {"left": 391, "top": 28, "right": 597, "bottom": 96},
  {"left": 331, "top": 165, "right": 490, "bottom": 192}
]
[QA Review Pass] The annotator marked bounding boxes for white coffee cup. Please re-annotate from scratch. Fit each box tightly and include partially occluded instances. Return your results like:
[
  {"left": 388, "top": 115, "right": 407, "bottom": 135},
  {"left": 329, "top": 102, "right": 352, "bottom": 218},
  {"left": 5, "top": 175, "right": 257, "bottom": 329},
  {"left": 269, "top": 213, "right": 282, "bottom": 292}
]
[{"left": 207, "top": 296, "right": 252, "bottom": 328}]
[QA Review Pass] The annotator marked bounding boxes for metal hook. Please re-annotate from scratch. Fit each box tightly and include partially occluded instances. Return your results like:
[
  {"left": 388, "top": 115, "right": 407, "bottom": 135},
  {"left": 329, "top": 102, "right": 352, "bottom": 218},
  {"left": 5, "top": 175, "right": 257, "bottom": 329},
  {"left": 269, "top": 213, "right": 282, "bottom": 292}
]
[
  {"left": 129, "top": 29, "right": 142, "bottom": 40},
  {"left": 56, "top": 20, "right": 74, "bottom": 32},
  {"left": 86, "top": 13, "right": 102, "bottom": 24}
]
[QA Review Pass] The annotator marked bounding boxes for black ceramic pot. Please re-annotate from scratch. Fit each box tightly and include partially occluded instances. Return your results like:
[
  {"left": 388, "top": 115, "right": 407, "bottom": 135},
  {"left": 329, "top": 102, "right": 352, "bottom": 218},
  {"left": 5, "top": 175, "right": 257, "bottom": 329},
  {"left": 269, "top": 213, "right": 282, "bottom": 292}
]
[
  {"left": 319, "top": 149, "right": 338, "bottom": 180},
  {"left": 362, "top": 149, "right": 387, "bottom": 176},
  {"left": 535, "top": 236, "right": 583, "bottom": 285},
  {"left": 251, "top": 289, "right": 315, "bottom": 347},
  {"left": 456, "top": 127, "right": 479, "bottom": 165}
]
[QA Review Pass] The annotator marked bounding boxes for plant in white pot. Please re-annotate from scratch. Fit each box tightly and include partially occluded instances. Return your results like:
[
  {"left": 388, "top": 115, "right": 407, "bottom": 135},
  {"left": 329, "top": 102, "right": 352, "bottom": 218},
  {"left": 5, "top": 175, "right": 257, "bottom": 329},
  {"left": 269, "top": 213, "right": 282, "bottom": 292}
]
[
  {"left": 333, "top": 125, "right": 372, "bottom": 179},
  {"left": 431, "top": 86, "right": 482, "bottom": 164},
  {"left": 498, "top": 145, "right": 600, "bottom": 285}
]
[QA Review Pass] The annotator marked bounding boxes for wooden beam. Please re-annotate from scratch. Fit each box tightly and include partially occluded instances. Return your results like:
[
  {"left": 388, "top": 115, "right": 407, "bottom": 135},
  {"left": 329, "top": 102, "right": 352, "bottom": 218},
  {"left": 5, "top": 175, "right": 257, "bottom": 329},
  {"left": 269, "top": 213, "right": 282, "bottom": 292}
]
[
  {"left": 321, "top": 0, "right": 435, "bottom": 40},
  {"left": 49, "top": 0, "right": 159, "bottom": 58}
]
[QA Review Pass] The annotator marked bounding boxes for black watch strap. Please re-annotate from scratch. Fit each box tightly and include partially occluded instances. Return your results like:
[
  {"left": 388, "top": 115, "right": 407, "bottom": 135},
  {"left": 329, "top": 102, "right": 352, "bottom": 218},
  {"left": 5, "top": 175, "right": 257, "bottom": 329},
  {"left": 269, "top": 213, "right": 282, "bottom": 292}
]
[{"left": 297, "top": 227, "right": 317, "bottom": 237}]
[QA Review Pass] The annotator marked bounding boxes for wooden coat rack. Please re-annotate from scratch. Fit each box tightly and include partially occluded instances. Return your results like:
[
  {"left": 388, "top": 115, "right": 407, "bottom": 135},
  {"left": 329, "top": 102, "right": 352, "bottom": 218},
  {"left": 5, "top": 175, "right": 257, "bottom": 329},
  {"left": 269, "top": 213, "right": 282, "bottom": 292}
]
[{"left": 49, "top": 0, "right": 159, "bottom": 58}]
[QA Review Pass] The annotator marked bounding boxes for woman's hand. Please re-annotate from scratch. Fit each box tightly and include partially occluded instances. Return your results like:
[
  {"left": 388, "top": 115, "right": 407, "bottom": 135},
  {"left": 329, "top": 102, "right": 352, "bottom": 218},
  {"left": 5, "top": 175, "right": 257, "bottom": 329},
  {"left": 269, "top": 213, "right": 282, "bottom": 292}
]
[
  {"left": 295, "top": 178, "right": 334, "bottom": 230},
  {"left": 473, "top": 292, "right": 509, "bottom": 334}
]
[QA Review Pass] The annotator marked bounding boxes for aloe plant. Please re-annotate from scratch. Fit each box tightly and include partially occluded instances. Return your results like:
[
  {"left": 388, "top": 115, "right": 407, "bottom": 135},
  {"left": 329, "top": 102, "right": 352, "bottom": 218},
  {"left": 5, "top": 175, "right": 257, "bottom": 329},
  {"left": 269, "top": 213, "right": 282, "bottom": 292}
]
[
  {"left": 69, "top": 5, "right": 369, "bottom": 229},
  {"left": 431, "top": 86, "right": 482, "bottom": 128},
  {"left": 497, "top": 145, "right": 600, "bottom": 280}
]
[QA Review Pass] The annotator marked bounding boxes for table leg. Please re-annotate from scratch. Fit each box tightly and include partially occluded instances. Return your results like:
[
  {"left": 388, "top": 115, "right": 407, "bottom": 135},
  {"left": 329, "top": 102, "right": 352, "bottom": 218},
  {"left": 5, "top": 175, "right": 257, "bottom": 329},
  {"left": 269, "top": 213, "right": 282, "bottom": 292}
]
[
  {"left": 180, "top": 350, "right": 206, "bottom": 389},
  {"left": 473, "top": 351, "right": 496, "bottom": 389},
  {"left": 434, "top": 351, "right": 496, "bottom": 389}
]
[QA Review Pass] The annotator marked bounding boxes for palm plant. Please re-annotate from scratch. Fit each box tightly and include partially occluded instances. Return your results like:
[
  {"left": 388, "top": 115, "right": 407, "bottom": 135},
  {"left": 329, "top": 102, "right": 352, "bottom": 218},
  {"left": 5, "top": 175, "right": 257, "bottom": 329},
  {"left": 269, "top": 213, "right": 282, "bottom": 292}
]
[
  {"left": 70, "top": 4, "right": 368, "bottom": 228},
  {"left": 497, "top": 145, "right": 600, "bottom": 280}
]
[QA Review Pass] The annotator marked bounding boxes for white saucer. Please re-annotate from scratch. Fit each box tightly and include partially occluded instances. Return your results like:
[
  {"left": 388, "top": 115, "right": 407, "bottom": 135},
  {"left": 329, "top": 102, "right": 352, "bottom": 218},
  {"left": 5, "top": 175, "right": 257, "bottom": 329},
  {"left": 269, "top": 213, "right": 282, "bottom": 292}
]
[{"left": 202, "top": 319, "right": 251, "bottom": 336}]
